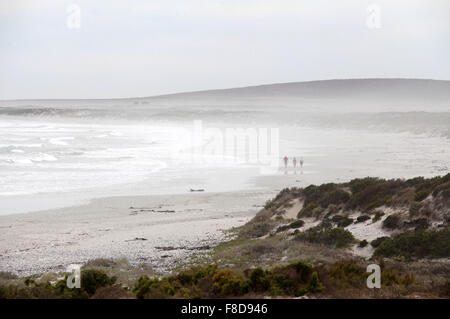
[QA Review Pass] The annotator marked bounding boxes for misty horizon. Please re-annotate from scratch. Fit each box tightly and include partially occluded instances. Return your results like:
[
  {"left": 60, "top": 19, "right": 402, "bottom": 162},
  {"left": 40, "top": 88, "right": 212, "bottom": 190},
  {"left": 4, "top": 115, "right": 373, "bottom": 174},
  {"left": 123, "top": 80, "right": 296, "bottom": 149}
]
[
  {"left": 1, "top": 0, "right": 450, "bottom": 99},
  {"left": 1, "top": 1, "right": 449, "bottom": 305},
  {"left": 0, "top": 77, "right": 448, "bottom": 101}
]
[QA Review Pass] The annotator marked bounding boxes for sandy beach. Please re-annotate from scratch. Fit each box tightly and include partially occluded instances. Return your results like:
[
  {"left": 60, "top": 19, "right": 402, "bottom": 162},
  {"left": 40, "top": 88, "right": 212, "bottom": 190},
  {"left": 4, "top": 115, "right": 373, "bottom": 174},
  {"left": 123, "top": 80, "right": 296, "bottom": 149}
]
[
  {"left": 0, "top": 82, "right": 449, "bottom": 278},
  {"left": 1, "top": 1, "right": 449, "bottom": 302},
  {"left": 0, "top": 189, "right": 278, "bottom": 276},
  {"left": 1, "top": 122, "right": 449, "bottom": 276}
]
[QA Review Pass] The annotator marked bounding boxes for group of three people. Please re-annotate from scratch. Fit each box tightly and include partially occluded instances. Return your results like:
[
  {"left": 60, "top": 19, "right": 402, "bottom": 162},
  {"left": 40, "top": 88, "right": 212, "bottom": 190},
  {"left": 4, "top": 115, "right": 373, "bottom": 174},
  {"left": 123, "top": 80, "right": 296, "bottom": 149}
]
[{"left": 283, "top": 156, "right": 303, "bottom": 169}]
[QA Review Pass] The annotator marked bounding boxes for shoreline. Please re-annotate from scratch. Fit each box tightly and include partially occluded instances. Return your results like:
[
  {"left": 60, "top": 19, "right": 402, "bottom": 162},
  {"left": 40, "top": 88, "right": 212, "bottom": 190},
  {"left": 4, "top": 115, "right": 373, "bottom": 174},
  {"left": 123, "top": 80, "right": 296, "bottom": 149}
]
[
  {"left": 1, "top": 173, "right": 448, "bottom": 299},
  {"left": 0, "top": 189, "right": 274, "bottom": 276}
]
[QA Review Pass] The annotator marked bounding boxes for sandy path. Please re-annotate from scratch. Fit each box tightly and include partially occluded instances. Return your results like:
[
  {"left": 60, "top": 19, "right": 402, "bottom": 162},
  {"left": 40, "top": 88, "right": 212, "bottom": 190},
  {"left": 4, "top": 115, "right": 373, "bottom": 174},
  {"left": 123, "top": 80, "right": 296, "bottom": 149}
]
[{"left": 282, "top": 199, "right": 303, "bottom": 219}]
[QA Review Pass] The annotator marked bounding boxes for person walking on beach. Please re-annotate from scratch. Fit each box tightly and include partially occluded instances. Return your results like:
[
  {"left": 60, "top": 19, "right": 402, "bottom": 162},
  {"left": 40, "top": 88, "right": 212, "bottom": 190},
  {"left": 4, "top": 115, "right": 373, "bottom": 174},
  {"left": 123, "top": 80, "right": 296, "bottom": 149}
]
[
  {"left": 300, "top": 157, "right": 304, "bottom": 168},
  {"left": 293, "top": 157, "right": 297, "bottom": 168},
  {"left": 283, "top": 156, "right": 288, "bottom": 168}
]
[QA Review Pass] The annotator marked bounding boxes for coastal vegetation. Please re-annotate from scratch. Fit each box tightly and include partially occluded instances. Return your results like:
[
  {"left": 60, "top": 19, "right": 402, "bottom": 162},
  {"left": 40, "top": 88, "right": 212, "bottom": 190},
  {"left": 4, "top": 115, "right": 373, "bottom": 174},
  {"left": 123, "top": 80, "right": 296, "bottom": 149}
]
[
  {"left": 373, "top": 226, "right": 450, "bottom": 259},
  {"left": 1, "top": 174, "right": 450, "bottom": 299},
  {"left": 1, "top": 259, "right": 429, "bottom": 299}
]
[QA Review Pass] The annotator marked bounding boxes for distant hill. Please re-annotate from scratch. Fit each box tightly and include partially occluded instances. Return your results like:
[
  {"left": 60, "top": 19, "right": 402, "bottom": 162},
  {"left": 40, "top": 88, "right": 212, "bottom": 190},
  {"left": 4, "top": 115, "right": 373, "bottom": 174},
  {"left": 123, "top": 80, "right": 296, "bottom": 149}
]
[
  {"left": 149, "top": 78, "right": 450, "bottom": 100},
  {"left": 1, "top": 79, "right": 449, "bottom": 112},
  {"left": 141, "top": 78, "right": 450, "bottom": 112}
]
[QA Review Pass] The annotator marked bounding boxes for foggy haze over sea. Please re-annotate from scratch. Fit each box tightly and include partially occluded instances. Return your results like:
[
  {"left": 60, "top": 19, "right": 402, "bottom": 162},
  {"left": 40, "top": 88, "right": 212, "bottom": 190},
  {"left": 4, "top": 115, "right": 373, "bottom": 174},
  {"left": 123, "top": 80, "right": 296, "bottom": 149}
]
[
  {"left": 0, "top": 79, "right": 449, "bottom": 215},
  {"left": 2, "top": 1, "right": 450, "bottom": 291}
]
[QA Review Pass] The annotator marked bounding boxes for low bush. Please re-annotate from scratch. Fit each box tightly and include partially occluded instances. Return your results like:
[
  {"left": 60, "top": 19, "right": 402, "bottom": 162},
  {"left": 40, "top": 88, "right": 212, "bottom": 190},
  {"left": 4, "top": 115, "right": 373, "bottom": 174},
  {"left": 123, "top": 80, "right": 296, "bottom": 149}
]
[
  {"left": 372, "top": 211, "right": 385, "bottom": 222},
  {"left": 409, "top": 202, "right": 422, "bottom": 217},
  {"left": 80, "top": 269, "right": 117, "bottom": 295},
  {"left": 318, "top": 189, "right": 350, "bottom": 208},
  {"left": 276, "top": 220, "right": 305, "bottom": 232},
  {"left": 317, "top": 260, "right": 414, "bottom": 294},
  {"left": 432, "top": 181, "right": 450, "bottom": 203},
  {"left": 297, "top": 202, "right": 318, "bottom": 218},
  {"left": 403, "top": 218, "right": 429, "bottom": 230},
  {"left": 0, "top": 268, "right": 117, "bottom": 299},
  {"left": 373, "top": 227, "right": 450, "bottom": 259},
  {"left": 308, "top": 272, "right": 325, "bottom": 293},
  {"left": 358, "top": 240, "right": 368, "bottom": 248},
  {"left": 370, "top": 236, "right": 390, "bottom": 248},
  {"left": 0, "top": 272, "right": 18, "bottom": 280},
  {"left": 355, "top": 215, "right": 371, "bottom": 223},
  {"left": 331, "top": 215, "right": 353, "bottom": 227},
  {"left": 212, "top": 270, "right": 249, "bottom": 296},
  {"left": 289, "top": 219, "right": 305, "bottom": 228},
  {"left": 382, "top": 214, "right": 401, "bottom": 229},
  {"left": 345, "top": 178, "right": 403, "bottom": 211},
  {"left": 248, "top": 268, "right": 271, "bottom": 292},
  {"left": 237, "top": 210, "right": 277, "bottom": 239},
  {"left": 133, "top": 261, "right": 323, "bottom": 298},
  {"left": 295, "top": 226, "right": 355, "bottom": 248},
  {"left": 414, "top": 189, "right": 430, "bottom": 202}
]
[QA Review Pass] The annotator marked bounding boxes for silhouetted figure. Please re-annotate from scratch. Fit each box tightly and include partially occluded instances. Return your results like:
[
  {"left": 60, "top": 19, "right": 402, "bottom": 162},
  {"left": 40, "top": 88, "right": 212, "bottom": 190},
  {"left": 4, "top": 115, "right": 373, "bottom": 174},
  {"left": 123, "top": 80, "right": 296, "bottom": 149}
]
[
  {"left": 299, "top": 157, "right": 304, "bottom": 174},
  {"left": 293, "top": 157, "right": 297, "bottom": 168},
  {"left": 283, "top": 155, "right": 288, "bottom": 175}
]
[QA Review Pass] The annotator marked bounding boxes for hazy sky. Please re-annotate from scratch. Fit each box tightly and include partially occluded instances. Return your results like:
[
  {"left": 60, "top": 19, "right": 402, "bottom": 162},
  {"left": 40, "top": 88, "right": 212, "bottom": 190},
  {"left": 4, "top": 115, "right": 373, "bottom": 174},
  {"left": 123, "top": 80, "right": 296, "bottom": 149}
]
[{"left": 1, "top": 0, "right": 449, "bottom": 99}]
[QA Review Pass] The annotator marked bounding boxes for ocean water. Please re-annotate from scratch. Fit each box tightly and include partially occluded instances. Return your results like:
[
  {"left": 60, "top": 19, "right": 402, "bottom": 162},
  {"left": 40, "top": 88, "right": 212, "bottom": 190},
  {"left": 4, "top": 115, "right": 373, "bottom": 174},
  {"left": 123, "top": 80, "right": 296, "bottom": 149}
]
[
  {"left": 0, "top": 119, "right": 171, "bottom": 196},
  {"left": 0, "top": 112, "right": 449, "bottom": 215},
  {"left": 0, "top": 116, "right": 270, "bottom": 214}
]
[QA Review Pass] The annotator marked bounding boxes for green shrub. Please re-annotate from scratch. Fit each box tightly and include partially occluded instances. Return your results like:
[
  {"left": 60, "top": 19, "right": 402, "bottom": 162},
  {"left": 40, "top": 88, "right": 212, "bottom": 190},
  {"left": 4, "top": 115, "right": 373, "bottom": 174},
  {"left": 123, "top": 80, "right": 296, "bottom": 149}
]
[
  {"left": 318, "top": 189, "right": 350, "bottom": 207},
  {"left": 432, "top": 181, "right": 450, "bottom": 203},
  {"left": 270, "top": 261, "right": 316, "bottom": 296},
  {"left": 331, "top": 215, "right": 353, "bottom": 227},
  {"left": 409, "top": 202, "right": 422, "bottom": 217},
  {"left": 295, "top": 226, "right": 355, "bottom": 248},
  {"left": 248, "top": 268, "right": 270, "bottom": 291},
  {"left": 370, "top": 236, "right": 390, "bottom": 248},
  {"left": 0, "top": 272, "right": 18, "bottom": 280},
  {"left": 0, "top": 276, "right": 91, "bottom": 299},
  {"left": 373, "top": 227, "right": 450, "bottom": 259},
  {"left": 176, "top": 265, "right": 218, "bottom": 285},
  {"left": 355, "top": 215, "right": 371, "bottom": 223},
  {"left": 212, "top": 270, "right": 249, "bottom": 296},
  {"left": 321, "top": 260, "right": 366, "bottom": 289},
  {"left": 133, "top": 276, "right": 161, "bottom": 299},
  {"left": 372, "top": 211, "right": 385, "bottom": 222},
  {"left": 414, "top": 189, "right": 430, "bottom": 202},
  {"left": 346, "top": 178, "right": 403, "bottom": 211},
  {"left": 80, "top": 269, "right": 117, "bottom": 295},
  {"left": 276, "top": 219, "right": 305, "bottom": 232},
  {"left": 382, "top": 214, "right": 401, "bottom": 229},
  {"left": 298, "top": 202, "right": 318, "bottom": 218},
  {"left": 359, "top": 240, "right": 368, "bottom": 248},
  {"left": 264, "top": 199, "right": 274, "bottom": 210},
  {"left": 134, "top": 265, "right": 219, "bottom": 299},
  {"left": 404, "top": 218, "right": 429, "bottom": 230},
  {"left": 290, "top": 219, "right": 305, "bottom": 228},
  {"left": 308, "top": 271, "right": 325, "bottom": 293}
]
